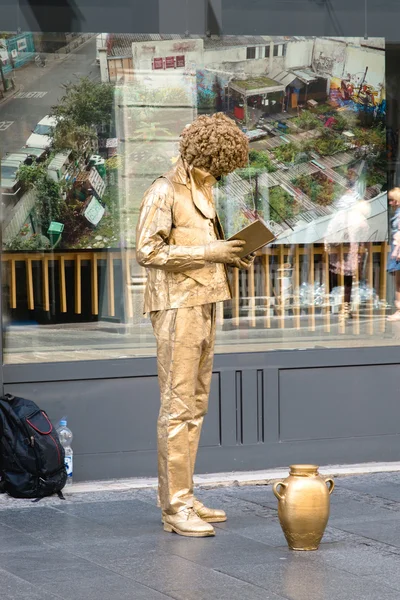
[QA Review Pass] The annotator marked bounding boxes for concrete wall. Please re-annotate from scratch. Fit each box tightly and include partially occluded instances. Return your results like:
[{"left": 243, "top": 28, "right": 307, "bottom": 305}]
[
  {"left": 2, "top": 189, "right": 36, "bottom": 244},
  {"left": 203, "top": 43, "right": 286, "bottom": 76},
  {"left": 132, "top": 38, "right": 204, "bottom": 71},
  {"left": 285, "top": 39, "right": 314, "bottom": 70},
  {"left": 311, "top": 38, "right": 384, "bottom": 91},
  {"left": 129, "top": 37, "right": 384, "bottom": 92},
  {"left": 345, "top": 44, "right": 385, "bottom": 91}
]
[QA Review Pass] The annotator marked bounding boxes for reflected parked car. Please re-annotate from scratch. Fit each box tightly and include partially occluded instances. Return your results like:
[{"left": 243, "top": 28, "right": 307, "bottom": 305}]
[
  {"left": 1, "top": 148, "right": 45, "bottom": 201},
  {"left": 26, "top": 115, "right": 58, "bottom": 149},
  {"left": 12, "top": 146, "right": 48, "bottom": 163},
  {"left": 1, "top": 154, "right": 28, "bottom": 199}
]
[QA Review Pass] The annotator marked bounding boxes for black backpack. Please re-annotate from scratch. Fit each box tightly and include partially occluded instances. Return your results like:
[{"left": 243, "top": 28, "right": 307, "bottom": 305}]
[{"left": 0, "top": 394, "right": 67, "bottom": 499}]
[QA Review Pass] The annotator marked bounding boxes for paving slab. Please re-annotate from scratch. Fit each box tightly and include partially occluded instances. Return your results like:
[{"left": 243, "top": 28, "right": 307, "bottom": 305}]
[
  {"left": 108, "top": 552, "right": 287, "bottom": 600},
  {"left": 17, "top": 564, "right": 173, "bottom": 600},
  {"left": 1, "top": 472, "right": 400, "bottom": 599},
  {"left": 214, "top": 556, "right": 399, "bottom": 600},
  {"left": 0, "top": 568, "right": 62, "bottom": 600}
]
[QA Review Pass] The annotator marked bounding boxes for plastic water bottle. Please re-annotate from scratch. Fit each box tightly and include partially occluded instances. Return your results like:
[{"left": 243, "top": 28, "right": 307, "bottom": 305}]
[{"left": 57, "top": 419, "right": 73, "bottom": 485}]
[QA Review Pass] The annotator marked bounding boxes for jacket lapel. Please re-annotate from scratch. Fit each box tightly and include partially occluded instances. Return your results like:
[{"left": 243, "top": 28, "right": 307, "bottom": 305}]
[
  {"left": 214, "top": 214, "right": 225, "bottom": 240},
  {"left": 189, "top": 173, "right": 216, "bottom": 219},
  {"left": 165, "top": 159, "right": 217, "bottom": 220}
]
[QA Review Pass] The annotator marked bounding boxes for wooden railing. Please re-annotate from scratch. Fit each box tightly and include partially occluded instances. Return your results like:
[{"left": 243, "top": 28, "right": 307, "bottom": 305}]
[
  {"left": 1, "top": 243, "right": 390, "bottom": 335},
  {"left": 231, "top": 242, "right": 389, "bottom": 335},
  {"left": 2, "top": 251, "right": 136, "bottom": 320}
]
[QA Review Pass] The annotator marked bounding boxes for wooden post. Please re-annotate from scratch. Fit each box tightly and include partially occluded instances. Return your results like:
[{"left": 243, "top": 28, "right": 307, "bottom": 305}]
[
  {"left": 263, "top": 253, "right": 271, "bottom": 329},
  {"left": 91, "top": 253, "right": 99, "bottom": 316},
  {"left": 232, "top": 268, "right": 240, "bottom": 328},
  {"left": 243, "top": 93, "right": 248, "bottom": 127},
  {"left": 59, "top": 255, "right": 67, "bottom": 313},
  {"left": 42, "top": 257, "right": 50, "bottom": 312},
  {"left": 123, "top": 251, "right": 133, "bottom": 321},
  {"left": 279, "top": 245, "right": 285, "bottom": 328},
  {"left": 379, "top": 242, "right": 388, "bottom": 332},
  {"left": 107, "top": 253, "right": 115, "bottom": 317},
  {"left": 293, "top": 245, "right": 300, "bottom": 330},
  {"left": 323, "top": 247, "right": 330, "bottom": 333},
  {"left": 352, "top": 256, "right": 360, "bottom": 336},
  {"left": 75, "top": 255, "right": 82, "bottom": 314},
  {"left": 338, "top": 245, "right": 345, "bottom": 334},
  {"left": 25, "top": 258, "right": 34, "bottom": 310},
  {"left": 248, "top": 262, "right": 256, "bottom": 328},
  {"left": 308, "top": 245, "right": 315, "bottom": 332},
  {"left": 367, "top": 243, "right": 374, "bottom": 335},
  {"left": 9, "top": 259, "right": 17, "bottom": 309}
]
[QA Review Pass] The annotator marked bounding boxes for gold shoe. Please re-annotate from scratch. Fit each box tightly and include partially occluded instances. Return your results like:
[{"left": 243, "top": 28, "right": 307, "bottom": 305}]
[
  {"left": 193, "top": 499, "right": 227, "bottom": 523},
  {"left": 162, "top": 508, "right": 215, "bottom": 537}
]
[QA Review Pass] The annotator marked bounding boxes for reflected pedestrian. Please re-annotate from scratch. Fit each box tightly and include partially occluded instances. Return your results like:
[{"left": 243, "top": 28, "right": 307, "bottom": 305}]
[{"left": 387, "top": 187, "right": 400, "bottom": 321}]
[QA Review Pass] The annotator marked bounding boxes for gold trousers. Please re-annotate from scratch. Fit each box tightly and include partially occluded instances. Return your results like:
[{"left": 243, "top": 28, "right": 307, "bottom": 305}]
[{"left": 150, "top": 304, "right": 216, "bottom": 514}]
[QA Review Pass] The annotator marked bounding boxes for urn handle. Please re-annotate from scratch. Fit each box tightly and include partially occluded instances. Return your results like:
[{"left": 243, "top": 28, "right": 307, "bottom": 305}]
[
  {"left": 325, "top": 478, "right": 335, "bottom": 495},
  {"left": 273, "top": 481, "right": 288, "bottom": 502}
]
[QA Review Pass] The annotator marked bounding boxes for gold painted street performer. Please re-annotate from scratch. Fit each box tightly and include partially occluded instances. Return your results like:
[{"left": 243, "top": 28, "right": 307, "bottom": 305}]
[{"left": 136, "top": 113, "right": 252, "bottom": 537}]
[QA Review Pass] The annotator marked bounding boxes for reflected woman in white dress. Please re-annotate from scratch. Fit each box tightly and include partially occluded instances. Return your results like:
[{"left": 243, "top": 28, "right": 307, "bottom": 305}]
[{"left": 324, "top": 168, "right": 370, "bottom": 323}]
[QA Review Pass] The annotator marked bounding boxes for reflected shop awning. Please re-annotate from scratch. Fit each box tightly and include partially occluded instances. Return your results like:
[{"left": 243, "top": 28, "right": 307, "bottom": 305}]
[
  {"left": 268, "top": 67, "right": 320, "bottom": 88},
  {"left": 230, "top": 76, "right": 285, "bottom": 97}
]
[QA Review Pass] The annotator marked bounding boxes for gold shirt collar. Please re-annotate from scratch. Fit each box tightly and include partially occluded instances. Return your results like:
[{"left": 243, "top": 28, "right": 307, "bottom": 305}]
[
  {"left": 188, "top": 164, "right": 216, "bottom": 219},
  {"left": 167, "top": 158, "right": 217, "bottom": 219},
  {"left": 190, "top": 166, "right": 217, "bottom": 188}
]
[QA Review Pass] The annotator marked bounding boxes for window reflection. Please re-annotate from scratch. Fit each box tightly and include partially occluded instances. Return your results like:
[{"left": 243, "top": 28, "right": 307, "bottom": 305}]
[{"left": 0, "top": 32, "right": 398, "bottom": 363}]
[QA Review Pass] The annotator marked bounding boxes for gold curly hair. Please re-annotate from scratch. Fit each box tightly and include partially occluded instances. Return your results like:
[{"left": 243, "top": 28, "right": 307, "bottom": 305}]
[{"left": 179, "top": 113, "right": 249, "bottom": 177}]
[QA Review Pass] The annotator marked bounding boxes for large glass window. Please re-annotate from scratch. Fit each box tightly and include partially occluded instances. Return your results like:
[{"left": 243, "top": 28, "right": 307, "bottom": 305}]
[{"left": 0, "top": 31, "right": 397, "bottom": 363}]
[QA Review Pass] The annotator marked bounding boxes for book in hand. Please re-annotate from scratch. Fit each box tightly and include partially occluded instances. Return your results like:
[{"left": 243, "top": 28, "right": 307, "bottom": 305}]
[{"left": 228, "top": 219, "right": 276, "bottom": 258}]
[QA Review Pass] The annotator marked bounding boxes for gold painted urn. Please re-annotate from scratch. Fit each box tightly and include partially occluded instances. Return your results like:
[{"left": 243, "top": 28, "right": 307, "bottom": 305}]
[{"left": 273, "top": 464, "right": 334, "bottom": 551}]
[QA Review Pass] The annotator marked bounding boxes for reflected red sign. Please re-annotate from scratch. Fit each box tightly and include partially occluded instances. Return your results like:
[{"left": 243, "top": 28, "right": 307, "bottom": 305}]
[{"left": 153, "top": 56, "right": 186, "bottom": 70}]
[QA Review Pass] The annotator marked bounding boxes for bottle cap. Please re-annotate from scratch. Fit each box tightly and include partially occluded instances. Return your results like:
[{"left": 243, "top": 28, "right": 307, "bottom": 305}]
[{"left": 59, "top": 419, "right": 67, "bottom": 427}]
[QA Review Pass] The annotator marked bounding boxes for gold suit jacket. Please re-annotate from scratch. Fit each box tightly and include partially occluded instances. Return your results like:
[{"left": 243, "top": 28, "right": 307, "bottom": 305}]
[{"left": 136, "top": 158, "right": 232, "bottom": 312}]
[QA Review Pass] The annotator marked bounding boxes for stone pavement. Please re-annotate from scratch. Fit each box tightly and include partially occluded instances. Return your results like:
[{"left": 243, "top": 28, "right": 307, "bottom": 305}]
[{"left": 1, "top": 472, "right": 400, "bottom": 599}]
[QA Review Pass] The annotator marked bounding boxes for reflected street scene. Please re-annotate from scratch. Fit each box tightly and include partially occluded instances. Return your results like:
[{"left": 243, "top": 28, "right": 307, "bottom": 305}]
[{"left": 1, "top": 32, "right": 399, "bottom": 363}]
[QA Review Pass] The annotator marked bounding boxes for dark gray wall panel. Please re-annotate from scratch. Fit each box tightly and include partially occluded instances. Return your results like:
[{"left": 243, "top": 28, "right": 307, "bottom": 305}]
[
  {"left": 199, "top": 373, "right": 221, "bottom": 448},
  {"left": 5, "top": 345, "right": 400, "bottom": 384},
  {"left": 219, "top": 370, "right": 237, "bottom": 446},
  {"left": 159, "top": 0, "right": 206, "bottom": 35},
  {"left": 223, "top": 0, "right": 400, "bottom": 39},
  {"left": 241, "top": 370, "right": 261, "bottom": 446},
  {"left": 4, "top": 371, "right": 222, "bottom": 480},
  {"left": 5, "top": 377, "right": 160, "bottom": 454},
  {"left": 4, "top": 346, "right": 400, "bottom": 481},
  {"left": 15, "top": 0, "right": 159, "bottom": 34},
  {"left": 279, "top": 366, "right": 400, "bottom": 442},
  {"left": 0, "top": 0, "right": 396, "bottom": 36},
  {"left": 195, "top": 434, "right": 400, "bottom": 473},
  {"left": 222, "top": 0, "right": 365, "bottom": 36}
]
